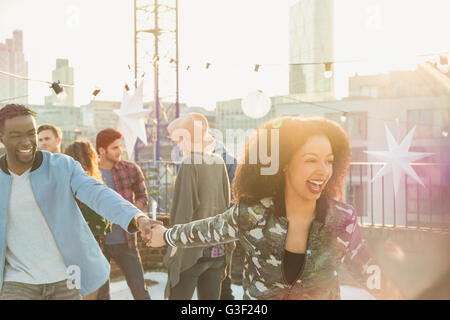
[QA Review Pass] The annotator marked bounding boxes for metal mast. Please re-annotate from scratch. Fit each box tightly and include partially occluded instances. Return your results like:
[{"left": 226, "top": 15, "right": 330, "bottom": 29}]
[{"left": 134, "top": 0, "right": 179, "bottom": 161}]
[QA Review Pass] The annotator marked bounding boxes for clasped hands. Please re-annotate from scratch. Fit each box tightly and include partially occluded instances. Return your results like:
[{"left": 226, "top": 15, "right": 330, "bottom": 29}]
[{"left": 136, "top": 216, "right": 168, "bottom": 247}]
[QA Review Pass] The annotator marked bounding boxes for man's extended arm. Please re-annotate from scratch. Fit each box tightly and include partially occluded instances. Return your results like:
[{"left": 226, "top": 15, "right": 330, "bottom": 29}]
[{"left": 69, "top": 160, "right": 152, "bottom": 238}]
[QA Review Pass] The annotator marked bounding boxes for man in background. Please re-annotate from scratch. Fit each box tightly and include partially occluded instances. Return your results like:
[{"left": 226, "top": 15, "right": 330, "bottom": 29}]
[
  {"left": 95, "top": 128, "right": 151, "bottom": 300},
  {"left": 38, "top": 124, "right": 62, "bottom": 153}
]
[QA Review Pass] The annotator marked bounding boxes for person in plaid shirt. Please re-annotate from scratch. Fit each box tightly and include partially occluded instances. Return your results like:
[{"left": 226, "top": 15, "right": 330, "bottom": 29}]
[{"left": 95, "top": 128, "right": 150, "bottom": 300}]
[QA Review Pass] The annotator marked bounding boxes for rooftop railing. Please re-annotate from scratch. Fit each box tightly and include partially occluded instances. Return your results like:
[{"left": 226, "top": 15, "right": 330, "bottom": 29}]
[{"left": 138, "top": 160, "right": 450, "bottom": 231}]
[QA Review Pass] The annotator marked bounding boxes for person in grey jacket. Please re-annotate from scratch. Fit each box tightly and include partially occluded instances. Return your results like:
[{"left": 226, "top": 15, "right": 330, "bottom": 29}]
[
  {"left": 165, "top": 113, "right": 231, "bottom": 300},
  {"left": 0, "top": 104, "right": 153, "bottom": 300}
]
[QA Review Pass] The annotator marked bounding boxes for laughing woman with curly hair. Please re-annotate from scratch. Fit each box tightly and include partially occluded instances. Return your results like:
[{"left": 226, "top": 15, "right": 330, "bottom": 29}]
[{"left": 147, "top": 116, "right": 403, "bottom": 300}]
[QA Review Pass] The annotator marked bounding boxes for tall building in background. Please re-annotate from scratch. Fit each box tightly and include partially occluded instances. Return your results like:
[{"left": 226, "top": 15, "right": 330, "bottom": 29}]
[
  {"left": 0, "top": 30, "right": 28, "bottom": 104},
  {"left": 289, "top": 0, "right": 334, "bottom": 101},
  {"left": 45, "top": 58, "right": 74, "bottom": 105}
]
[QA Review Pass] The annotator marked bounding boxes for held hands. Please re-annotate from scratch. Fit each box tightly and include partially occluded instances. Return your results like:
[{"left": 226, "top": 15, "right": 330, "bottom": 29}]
[
  {"left": 136, "top": 216, "right": 176, "bottom": 255},
  {"left": 146, "top": 224, "right": 168, "bottom": 248},
  {"left": 136, "top": 216, "right": 162, "bottom": 242}
]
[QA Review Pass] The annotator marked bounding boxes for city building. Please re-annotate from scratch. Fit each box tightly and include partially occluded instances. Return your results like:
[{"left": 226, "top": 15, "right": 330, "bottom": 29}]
[
  {"left": 0, "top": 30, "right": 28, "bottom": 105},
  {"left": 289, "top": 0, "right": 334, "bottom": 100}
]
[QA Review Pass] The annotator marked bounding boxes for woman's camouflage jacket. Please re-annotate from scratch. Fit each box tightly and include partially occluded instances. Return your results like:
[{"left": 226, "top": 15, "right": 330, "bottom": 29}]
[{"left": 165, "top": 197, "right": 398, "bottom": 300}]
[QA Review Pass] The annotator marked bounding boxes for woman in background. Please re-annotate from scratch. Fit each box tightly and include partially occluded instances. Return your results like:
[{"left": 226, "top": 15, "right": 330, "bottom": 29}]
[{"left": 65, "top": 140, "right": 111, "bottom": 300}]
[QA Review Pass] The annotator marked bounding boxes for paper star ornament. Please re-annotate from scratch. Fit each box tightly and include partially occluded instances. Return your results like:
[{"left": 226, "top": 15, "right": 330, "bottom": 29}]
[
  {"left": 114, "top": 83, "right": 152, "bottom": 158},
  {"left": 364, "top": 124, "right": 433, "bottom": 197}
]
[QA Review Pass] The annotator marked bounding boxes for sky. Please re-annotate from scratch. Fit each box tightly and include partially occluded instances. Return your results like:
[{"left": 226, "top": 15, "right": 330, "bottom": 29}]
[{"left": 0, "top": 0, "right": 449, "bottom": 108}]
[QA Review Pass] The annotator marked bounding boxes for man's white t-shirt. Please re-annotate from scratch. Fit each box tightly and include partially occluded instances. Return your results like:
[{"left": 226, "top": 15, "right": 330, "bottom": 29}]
[{"left": 4, "top": 168, "right": 69, "bottom": 284}]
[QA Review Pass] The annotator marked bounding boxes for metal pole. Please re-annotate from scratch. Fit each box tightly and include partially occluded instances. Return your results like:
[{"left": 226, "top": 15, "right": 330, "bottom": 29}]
[
  {"left": 175, "top": 0, "right": 180, "bottom": 118},
  {"left": 382, "top": 176, "right": 385, "bottom": 227},
  {"left": 405, "top": 175, "right": 408, "bottom": 227},
  {"left": 155, "top": 0, "right": 160, "bottom": 160},
  {"left": 359, "top": 164, "right": 362, "bottom": 224},
  {"left": 370, "top": 164, "right": 374, "bottom": 226},
  {"left": 133, "top": 0, "right": 139, "bottom": 161},
  {"left": 134, "top": 0, "right": 137, "bottom": 89}
]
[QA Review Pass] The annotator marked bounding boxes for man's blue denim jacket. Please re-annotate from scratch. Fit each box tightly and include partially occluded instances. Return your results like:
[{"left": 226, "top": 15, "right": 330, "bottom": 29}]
[{"left": 0, "top": 151, "right": 141, "bottom": 295}]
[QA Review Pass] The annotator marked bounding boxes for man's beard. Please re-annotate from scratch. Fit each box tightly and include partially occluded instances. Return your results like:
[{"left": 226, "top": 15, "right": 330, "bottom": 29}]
[{"left": 106, "top": 152, "right": 120, "bottom": 164}]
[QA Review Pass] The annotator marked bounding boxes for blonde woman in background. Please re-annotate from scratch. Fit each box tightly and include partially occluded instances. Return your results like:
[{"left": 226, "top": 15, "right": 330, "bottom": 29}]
[{"left": 65, "top": 140, "right": 111, "bottom": 300}]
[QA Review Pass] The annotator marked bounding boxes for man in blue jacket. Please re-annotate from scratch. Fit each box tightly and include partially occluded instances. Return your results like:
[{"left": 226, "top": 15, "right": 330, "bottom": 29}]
[{"left": 0, "top": 104, "right": 153, "bottom": 300}]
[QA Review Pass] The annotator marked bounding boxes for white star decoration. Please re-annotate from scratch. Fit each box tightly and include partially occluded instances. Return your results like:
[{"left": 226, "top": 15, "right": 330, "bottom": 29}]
[
  {"left": 114, "top": 83, "right": 152, "bottom": 158},
  {"left": 364, "top": 124, "right": 433, "bottom": 197}
]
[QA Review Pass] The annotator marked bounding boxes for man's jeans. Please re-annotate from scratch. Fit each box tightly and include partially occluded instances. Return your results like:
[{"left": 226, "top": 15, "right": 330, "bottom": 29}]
[
  {"left": 97, "top": 243, "right": 150, "bottom": 300},
  {"left": 0, "top": 280, "right": 81, "bottom": 300}
]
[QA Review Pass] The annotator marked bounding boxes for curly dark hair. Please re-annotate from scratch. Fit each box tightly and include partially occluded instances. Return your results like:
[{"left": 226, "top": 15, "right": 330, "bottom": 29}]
[
  {"left": 0, "top": 104, "right": 36, "bottom": 132},
  {"left": 232, "top": 116, "right": 351, "bottom": 215}
]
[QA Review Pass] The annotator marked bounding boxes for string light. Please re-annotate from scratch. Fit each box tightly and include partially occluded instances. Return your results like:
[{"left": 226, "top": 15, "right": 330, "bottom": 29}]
[
  {"left": 50, "top": 81, "right": 64, "bottom": 95},
  {"left": 0, "top": 70, "right": 75, "bottom": 98},
  {"left": 176, "top": 51, "right": 450, "bottom": 74},
  {"left": 92, "top": 88, "right": 101, "bottom": 97},
  {"left": 281, "top": 95, "right": 448, "bottom": 131}
]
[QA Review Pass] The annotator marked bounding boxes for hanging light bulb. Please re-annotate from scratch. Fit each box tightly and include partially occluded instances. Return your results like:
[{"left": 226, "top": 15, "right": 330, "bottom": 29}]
[
  {"left": 205, "top": 62, "right": 211, "bottom": 69},
  {"left": 324, "top": 62, "right": 333, "bottom": 79},
  {"left": 340, "top": 112, "right": 348, "bottom": 123},
  {"left": 186, "top": 65, "right": 191, "bottom": 71},
  {"left": 56, "top": 90, "right": 67, "bottom": 101},
  {"left": 50, "top": 81, "right": 64, "bottom": 95},
  {"left": 92, "top": 88, "right": 101, "bottom": 97},
  {"left": 254, "top": 64, "right": 260, "bottom": 72},
  {"left": 442, "top": 129, "right": 449, "bottom": 137}
]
